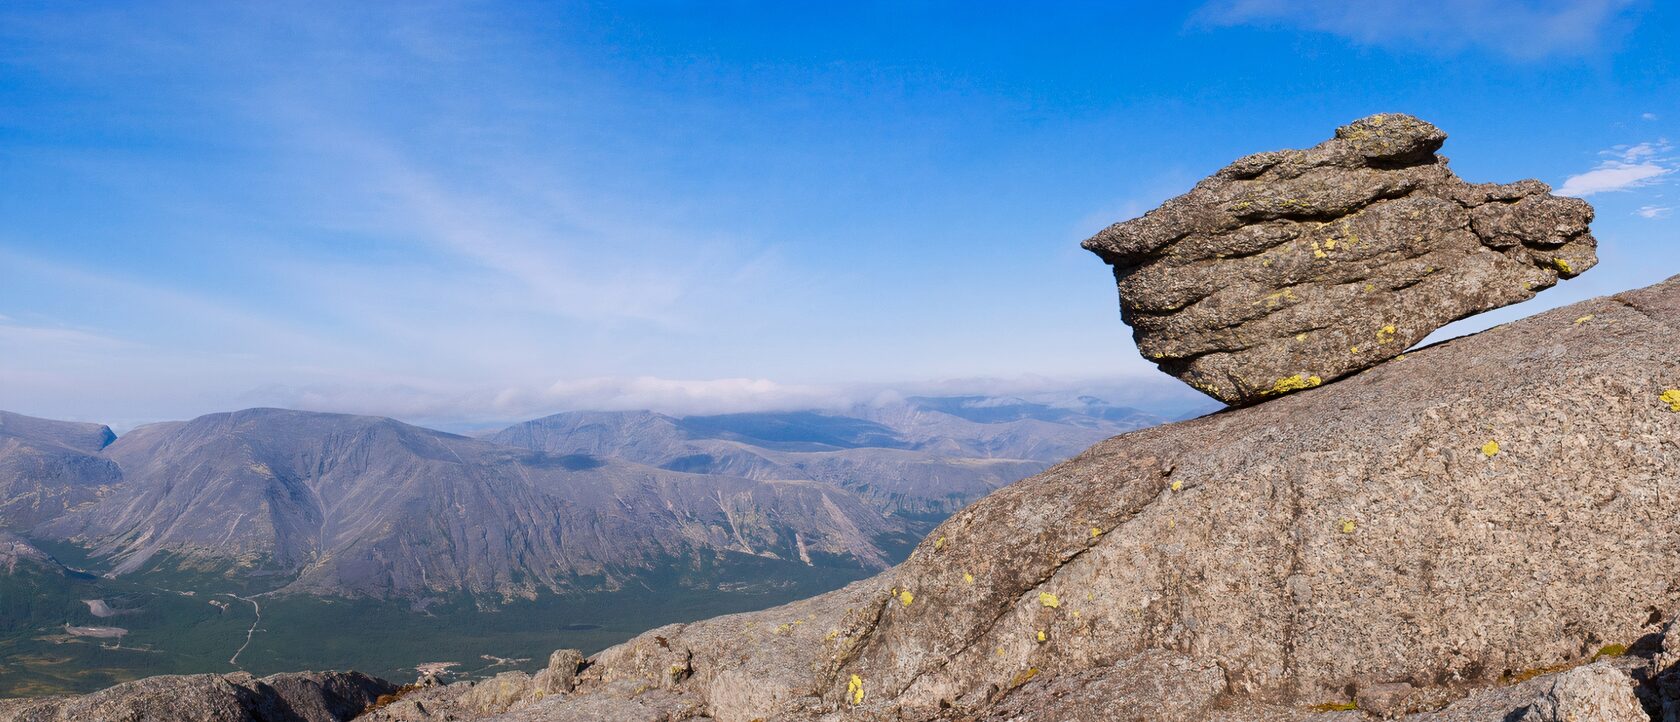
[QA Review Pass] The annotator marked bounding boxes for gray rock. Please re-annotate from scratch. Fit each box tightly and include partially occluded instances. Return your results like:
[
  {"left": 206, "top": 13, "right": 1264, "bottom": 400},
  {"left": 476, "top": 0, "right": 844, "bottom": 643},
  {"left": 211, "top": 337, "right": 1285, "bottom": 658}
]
[
  {"left": 1509, "top": 662, "right": 1647, "bottom": 722},
  {"left": 0, "top": 670, "right": 394, "bottom": 722},
  {"left": 353, "top": 649, "right": 586, "bottom": 721},
  {"left": 1082, "top": 113, "right": 1597, "bottom": 405},
  {"left": 530, "top": 649, "right": 585, "bottom": 699},
  {"left": 1393, "top": 662, "right": 1645, "bottom": 722},
  {"left": 490, "top": 273, "right": 1680, "bottom": 721}
]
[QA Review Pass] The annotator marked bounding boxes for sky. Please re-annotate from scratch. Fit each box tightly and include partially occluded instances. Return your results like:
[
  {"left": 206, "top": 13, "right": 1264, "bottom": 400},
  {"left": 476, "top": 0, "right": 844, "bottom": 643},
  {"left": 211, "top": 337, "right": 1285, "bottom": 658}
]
[{"left": 1, "top": 1, "right": 1677, "bottom": 430}]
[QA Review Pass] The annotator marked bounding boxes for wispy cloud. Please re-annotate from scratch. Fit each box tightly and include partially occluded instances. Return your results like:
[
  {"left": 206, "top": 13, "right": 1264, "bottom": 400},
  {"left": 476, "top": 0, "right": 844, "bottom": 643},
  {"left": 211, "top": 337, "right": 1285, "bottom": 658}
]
[
  {"left": 1195, "top": 0, "right": 1642, "bottom": 60},
  {"left": 1557, "top": 140, "right": 1675, "bottom": 197},
  {"left": 1645, "top": 113, "right": 1661, "bottom": 121},
  {"left": 1637, "top": 205, "right": 1673, "bottom": 219},
  {"left": 0, "top": 317, "right": 129, "bottom": 349},
  {"left": 235, "top": 371, "right": 1201, "bottom": 428}
]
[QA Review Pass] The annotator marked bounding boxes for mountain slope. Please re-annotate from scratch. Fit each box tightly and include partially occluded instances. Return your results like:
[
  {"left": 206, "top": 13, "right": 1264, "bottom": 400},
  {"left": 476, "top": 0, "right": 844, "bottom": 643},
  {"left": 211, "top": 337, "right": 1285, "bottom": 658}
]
[
  {"left": 427, "top": 274, "right": 1680, "bottom": 720},
  {"left": 36, "top": 408, "right": 909, "bottom": 598},
  {"left": 0, "top": 411, "right": 120, "bottom": 530}
]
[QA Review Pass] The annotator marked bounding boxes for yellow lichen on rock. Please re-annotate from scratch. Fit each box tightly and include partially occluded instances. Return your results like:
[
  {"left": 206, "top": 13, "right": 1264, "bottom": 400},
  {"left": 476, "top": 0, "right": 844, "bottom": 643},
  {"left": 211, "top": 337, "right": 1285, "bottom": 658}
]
[
  {"left": 1482, "top": 440, "right": 1501, "bottom": 458},
  {"left": 1375, "top": 325, "right": 1396, "bottom": 344},
  {"left": 1661, "top": 389, "right": 1680, "bottom": 412},
  {"left": 1574, "top": 314, "right": 1594, "bottom": 325},
  {"left": 1089, "top": 526, "right": 1102, "bottom": 538},
  {"left": 847, "top": 674, "right": 864, "bottom": 705},
  {"left": 1340, "top": 519, "right": 1356, "bottom": 534},
  {"left": 963, "top": 572, "right": 974, "bottom": 584},
  {"left": 1007, "top": 668, "right": 1039, "bottom": 689},
  {"left": 1267, "top": 374, "right": 1323, "bottom": 395},
  {"left": 898, "top": 590, "right": 914, "bottom": 607},
  {"left": 1039, "top": 592, "right": 1061, "bottom": 608},
  {"left": 1036, "top": 630, "right": 1047, "bottom": 643},
  {"left": 1169, "top": 480, "right": 1183, "bottom": 492},
  {"left": 1555, "top": 258, "right": 1573, "bottom": 274}
]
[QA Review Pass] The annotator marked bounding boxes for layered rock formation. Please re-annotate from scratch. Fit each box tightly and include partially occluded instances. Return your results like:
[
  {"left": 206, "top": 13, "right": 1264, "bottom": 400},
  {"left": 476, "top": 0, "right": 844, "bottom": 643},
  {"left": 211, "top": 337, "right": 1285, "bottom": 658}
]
[
  {"left": 1082, "top": 113, "right": 1597, "bottom": 405},
  {"left": 341, "top": 274, "right": 1678, "bottom": 720}
]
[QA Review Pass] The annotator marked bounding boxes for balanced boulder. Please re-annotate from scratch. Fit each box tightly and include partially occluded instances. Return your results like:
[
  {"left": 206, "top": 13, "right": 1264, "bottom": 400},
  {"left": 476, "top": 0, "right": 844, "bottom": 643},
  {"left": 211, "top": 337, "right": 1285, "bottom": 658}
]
[{"left": 1082, "top": 113, "right": 1596, "bottom": 405}]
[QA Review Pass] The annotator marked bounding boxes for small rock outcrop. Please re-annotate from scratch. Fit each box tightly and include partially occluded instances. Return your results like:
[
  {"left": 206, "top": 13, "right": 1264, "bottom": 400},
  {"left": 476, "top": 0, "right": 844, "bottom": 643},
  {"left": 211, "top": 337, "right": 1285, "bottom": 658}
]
[
  {"left": 1082, "top": 113, "right": 1596, "bottom": 405},
  {"left": 355, "top": 650, "right": 584, "bottom": 722},
  {"left": 0, "top": 670, "right": 394, "bottom": 722}
]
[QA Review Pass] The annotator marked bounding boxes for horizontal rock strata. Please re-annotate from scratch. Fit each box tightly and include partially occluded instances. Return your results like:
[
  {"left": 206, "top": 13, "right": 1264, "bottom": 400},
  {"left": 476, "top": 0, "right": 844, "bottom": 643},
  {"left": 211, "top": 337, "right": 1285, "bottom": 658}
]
[{"left": 1082, "top": 113, "right": 1597, "bottom": 405}]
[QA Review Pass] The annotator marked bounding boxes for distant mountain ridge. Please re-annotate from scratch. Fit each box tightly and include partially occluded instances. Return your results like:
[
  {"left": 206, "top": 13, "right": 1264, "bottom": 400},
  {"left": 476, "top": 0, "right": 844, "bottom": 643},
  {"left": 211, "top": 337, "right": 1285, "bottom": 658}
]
[
  {"left": 0, "top": 396, "right": 1176, "bottom": 600},
  {"left": 0, "top": 411, "right": 122, "bottom": 530}
]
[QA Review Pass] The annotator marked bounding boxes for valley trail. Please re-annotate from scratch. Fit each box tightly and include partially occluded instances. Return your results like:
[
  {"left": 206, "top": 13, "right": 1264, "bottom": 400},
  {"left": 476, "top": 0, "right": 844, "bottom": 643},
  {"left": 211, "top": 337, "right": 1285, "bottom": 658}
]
[{"left": 223, "top": 593, "right": 261, "bottom": 668}]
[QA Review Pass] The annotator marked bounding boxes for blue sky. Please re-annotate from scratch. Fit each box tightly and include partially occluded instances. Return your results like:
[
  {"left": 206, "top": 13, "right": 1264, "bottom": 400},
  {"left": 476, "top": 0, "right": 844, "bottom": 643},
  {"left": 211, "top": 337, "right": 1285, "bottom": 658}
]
[{"left": 1, "top": 1, "right": 1676, "bottom": 428}]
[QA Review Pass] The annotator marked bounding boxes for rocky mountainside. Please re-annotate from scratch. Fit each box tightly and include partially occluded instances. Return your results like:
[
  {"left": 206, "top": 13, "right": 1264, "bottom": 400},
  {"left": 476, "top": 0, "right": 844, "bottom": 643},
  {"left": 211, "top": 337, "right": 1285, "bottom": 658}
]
[
  {"left": 0, "top": 531, "right": 59, "bottom": 576},
  {"left": 346, "top": 272, "right": 1680, "bottom": 722},
  {"left": 0, "top": 411, "right": 120, "bottom": 530},
  {"left": 0, "top": 670, "right": 394, "bottom": 722},
  {"left": 0, "top": 396, "right": 1152, "bottom": 600},
  {"left": 24, "top": 408, "right": 911, "bottom": 598},
  {"left": 8, "top": 275, "right": 1676, "bottom": 721}
]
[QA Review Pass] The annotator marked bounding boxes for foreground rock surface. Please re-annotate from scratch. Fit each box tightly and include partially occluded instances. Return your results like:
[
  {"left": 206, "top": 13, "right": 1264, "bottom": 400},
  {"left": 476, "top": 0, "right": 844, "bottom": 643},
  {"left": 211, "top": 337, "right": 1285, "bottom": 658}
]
[
  {"left": 1082, "top": 113, "right": 1597, "bottom": 405},
  {"left": 0, "top": 670, "right": 393, "bottom": 722},
  {"left": 436, "top": 273, "right": 1676, "bottom": 720}
]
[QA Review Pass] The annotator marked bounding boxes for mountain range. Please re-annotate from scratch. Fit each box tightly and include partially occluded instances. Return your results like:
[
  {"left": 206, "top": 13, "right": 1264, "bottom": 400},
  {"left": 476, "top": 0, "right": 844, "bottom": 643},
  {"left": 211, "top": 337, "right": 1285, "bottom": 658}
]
[{"left": 0, "top": 395, "right": 1177, "bottom": 600}]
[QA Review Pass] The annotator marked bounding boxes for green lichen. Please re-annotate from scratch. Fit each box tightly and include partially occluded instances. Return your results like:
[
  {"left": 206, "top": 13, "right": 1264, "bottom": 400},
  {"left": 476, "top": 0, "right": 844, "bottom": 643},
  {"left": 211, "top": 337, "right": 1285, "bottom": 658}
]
[{"left": 1593, "top": 643, "right": 1629, "bottom": 660}]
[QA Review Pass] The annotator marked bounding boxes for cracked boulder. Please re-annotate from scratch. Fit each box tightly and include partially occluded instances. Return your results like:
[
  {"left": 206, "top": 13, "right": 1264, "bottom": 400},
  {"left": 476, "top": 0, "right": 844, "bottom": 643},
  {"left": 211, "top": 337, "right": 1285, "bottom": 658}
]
[{"left": 1082, "top": 113, "right": 1597, "bottom": 405}]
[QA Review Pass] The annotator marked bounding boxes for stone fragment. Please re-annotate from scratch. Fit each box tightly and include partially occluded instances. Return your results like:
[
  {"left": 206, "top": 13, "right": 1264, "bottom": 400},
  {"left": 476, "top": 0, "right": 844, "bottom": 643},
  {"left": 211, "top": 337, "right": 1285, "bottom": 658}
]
[
  {"left": 1509, "top": 662, "right": 1647, "bottom": 722},
  {"left": 1082, "top": 113, "right": 1597, "bottom": 405}
]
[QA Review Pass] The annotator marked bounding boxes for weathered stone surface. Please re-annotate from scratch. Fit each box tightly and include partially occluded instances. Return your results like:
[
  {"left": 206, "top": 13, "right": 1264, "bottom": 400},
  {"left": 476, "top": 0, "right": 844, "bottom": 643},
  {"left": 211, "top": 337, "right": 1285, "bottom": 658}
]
[
  {"left": 975, "top": 649, "right": 1227, "bottom": 721},
  {"left": 1394, "top": 662, "right": 1645, "bottom": 722},
  {"left": 354, "top": 649, "right": 587, "bottom": 722},
  {"left": 457, "top": 274, "right": 1679, "bottom": 721},
  {"left": 0, "top": 670, "right": 394, "bottom": 722},
  {"left": 1082, "top": 113, "right": 1597, "bottom": 405}
]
